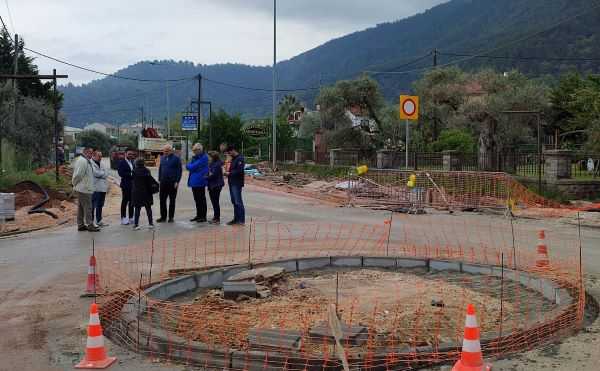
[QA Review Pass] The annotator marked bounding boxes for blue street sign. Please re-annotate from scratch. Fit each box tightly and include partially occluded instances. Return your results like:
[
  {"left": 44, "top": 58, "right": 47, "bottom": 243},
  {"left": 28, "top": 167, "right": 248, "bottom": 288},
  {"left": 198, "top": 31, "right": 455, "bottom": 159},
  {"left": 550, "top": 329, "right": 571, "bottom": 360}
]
[{"left": 181, "top": 115, "right": 198, "bottom": 131}]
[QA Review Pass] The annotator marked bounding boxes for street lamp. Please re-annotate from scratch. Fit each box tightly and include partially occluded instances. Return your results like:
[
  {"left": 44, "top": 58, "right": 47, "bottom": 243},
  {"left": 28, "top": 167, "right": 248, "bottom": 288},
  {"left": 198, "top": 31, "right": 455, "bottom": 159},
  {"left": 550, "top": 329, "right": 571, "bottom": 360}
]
[{"left": 272, "top": 0, "right": 277, "bottom": 170}]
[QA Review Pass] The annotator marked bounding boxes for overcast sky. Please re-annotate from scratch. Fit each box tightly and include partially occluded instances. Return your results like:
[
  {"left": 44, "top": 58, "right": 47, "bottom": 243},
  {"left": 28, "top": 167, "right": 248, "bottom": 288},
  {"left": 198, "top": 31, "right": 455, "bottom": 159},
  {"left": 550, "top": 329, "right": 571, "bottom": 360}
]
[{"left": 5, "top": 0, "right": 447, "bottom": 85}]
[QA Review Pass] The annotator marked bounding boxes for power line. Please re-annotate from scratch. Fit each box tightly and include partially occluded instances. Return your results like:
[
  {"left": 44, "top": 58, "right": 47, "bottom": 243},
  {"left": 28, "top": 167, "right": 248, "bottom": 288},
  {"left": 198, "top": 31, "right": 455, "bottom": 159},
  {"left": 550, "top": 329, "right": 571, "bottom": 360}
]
[
  {"left": 203, "top": 77, "right": 319, "bottom": 92},
  {"left": 365, "top": 1, "right": 600, "bottom": 76},
  {"left": 364, "top": 52, "right": 432, "bottom": 75},
  {"left": 438, "top": 51, "right": 600, "bottom": 62},
  {"left": 4, "top": 0, "right": 15, "bottom": 34}
]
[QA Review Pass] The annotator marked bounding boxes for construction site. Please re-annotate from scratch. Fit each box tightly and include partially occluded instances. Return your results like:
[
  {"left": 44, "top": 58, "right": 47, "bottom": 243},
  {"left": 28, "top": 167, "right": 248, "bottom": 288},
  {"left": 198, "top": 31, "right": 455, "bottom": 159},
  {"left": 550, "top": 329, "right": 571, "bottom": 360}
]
[{"left": 3, "top": 163, "right": 599, "bottom": 371}]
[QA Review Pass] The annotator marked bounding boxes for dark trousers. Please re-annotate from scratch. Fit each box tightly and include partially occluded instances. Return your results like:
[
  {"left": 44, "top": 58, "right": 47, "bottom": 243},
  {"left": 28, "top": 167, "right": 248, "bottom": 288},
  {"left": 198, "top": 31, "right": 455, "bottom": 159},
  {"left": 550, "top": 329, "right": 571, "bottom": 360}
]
[
  {"left": 159, "top": 182, "right": 178, "bottom": 220},
  {"left": 92, "top": 191, "right": 107, "bottom": 223},
  {"left": 134, "top": 204, "right": 153, "bottom": 226},
  {"left": 228, "top": 184, "right": 245, "bottom": 223},
  {"left": 120, "top": 186, "right": 133, "bottom": 219},
  {"left": 192, "top": 187, "right": 207, "bottom": 220},
  {"left": 208, "top": 186, "right": 222, "bottom": 221}
]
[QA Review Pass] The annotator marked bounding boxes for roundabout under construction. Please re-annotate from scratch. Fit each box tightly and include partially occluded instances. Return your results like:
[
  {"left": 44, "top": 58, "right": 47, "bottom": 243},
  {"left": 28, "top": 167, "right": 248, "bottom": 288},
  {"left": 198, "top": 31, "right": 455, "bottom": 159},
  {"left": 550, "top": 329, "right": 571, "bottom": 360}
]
[{"left": 94, "top": 218, "right": 588, "bottom": 370}]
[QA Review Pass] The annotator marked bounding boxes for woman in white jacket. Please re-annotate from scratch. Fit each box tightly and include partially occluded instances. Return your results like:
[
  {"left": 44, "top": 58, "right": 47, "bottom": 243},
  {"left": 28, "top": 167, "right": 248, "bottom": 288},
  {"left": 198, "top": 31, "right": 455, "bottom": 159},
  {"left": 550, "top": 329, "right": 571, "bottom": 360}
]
[{"left": 91, "top": 150, "right": 109, "bottom": 227}]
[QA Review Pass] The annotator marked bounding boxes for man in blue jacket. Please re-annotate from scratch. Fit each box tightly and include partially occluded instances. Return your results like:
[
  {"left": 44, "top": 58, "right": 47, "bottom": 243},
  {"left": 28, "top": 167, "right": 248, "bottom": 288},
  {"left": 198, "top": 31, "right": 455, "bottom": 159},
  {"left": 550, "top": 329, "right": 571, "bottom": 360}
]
[
  {"left": 117, "top": 149, "right": 136, "bottom": 225},
  {"left": 157, "top": 144, "right": 182, "bottom": 223},
  {"left": 186, "top": 143, "right": 209, "bottom": 222},
  {"left": 225, "top": 144, "right": 245, "bottom": 226}
]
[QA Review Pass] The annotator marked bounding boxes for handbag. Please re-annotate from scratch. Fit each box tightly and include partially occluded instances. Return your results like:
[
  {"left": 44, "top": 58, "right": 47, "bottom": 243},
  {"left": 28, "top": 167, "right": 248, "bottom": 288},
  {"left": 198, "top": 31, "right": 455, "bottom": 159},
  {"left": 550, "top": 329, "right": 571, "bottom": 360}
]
[{"left": 150, "top": 177, "right": 160, "bottom": 194}]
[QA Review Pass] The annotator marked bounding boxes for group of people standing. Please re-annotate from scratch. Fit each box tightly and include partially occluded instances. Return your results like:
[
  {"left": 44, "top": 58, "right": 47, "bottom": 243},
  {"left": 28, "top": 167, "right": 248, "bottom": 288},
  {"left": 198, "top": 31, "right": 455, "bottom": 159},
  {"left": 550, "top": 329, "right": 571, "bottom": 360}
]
[
  {"left": 116, "top": 143, "right": 246, "bottom": 230},
  {"left": 71, "top": 148, "right": 110, "bottom": 232}
]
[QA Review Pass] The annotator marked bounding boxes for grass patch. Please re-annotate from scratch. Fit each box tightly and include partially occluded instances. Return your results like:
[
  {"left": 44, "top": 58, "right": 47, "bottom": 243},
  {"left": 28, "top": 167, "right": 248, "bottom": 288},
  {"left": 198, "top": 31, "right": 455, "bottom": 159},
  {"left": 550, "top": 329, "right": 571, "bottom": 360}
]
[{"left": 0, "top": 170, "right": 71, "bottom": 192}]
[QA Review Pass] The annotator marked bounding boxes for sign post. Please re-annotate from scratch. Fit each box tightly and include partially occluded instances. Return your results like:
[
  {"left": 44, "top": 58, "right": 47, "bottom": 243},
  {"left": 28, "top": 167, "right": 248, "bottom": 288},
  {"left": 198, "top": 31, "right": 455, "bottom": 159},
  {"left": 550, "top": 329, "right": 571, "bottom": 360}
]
[
  {"left": 399, "top": 95, "right": 419, "bottom": 169},
  {"left": 181, "top": 114, "right": 198, "bottom": 161}
]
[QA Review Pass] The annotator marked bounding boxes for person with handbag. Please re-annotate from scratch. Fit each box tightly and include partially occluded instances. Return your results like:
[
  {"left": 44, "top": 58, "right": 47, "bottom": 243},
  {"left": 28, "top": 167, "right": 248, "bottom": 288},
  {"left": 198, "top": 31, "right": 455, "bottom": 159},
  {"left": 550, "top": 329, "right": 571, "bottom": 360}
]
[
  {"left": 186, "top": 143, "right": 209, "bottom": 222},
  {"left": 132, "top": 158, "right": 159, "bottom": 230}
]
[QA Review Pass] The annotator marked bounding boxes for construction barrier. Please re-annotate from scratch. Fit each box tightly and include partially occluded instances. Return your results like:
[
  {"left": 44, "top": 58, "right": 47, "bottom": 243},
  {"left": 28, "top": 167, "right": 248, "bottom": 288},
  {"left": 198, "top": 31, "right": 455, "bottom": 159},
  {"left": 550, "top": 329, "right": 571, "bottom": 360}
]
[{"left": 94, "top": 219, "right": 585, "bottom": 370}]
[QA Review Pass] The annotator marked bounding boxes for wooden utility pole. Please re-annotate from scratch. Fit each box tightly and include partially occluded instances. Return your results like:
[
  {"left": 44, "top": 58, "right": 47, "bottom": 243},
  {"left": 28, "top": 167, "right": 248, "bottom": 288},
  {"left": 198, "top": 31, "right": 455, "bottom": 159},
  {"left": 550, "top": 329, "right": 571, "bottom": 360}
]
[{"left": 197, "top": 74, "right": 202, "bottom": 139}]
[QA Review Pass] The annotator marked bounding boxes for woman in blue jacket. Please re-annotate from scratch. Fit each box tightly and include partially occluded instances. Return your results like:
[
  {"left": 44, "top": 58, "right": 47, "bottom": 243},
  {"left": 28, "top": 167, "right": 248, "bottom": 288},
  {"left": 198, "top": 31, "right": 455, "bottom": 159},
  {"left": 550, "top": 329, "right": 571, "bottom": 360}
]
[
  {"left": 206, "top": 151, "right": 225, "bottom": 224},
  {"left": 186, "top": 143, "right": 209, "bottom": 222}
]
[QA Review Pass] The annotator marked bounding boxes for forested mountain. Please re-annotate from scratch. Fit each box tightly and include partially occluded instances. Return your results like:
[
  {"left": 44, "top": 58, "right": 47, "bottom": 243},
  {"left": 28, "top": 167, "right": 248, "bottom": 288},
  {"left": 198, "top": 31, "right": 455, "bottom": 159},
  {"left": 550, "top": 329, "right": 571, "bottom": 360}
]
[{"left": 61, "top": 0, "right": 600, "bottom": 127}]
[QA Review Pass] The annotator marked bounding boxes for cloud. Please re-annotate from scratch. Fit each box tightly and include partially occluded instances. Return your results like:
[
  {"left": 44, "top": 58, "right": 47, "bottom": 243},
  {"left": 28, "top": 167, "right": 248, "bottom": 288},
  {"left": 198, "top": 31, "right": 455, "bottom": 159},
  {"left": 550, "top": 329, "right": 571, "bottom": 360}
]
[{"left": 7, "top": 0, "right": 448, "bottom": 85}]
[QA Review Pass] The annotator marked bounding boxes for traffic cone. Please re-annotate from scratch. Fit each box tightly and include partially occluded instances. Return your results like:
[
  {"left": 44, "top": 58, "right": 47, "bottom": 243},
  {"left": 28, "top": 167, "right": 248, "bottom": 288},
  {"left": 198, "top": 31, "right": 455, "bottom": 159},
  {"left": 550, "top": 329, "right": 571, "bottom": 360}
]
[
  {"left": 75, "top": 303, "right": 117, "bottom": 369},
  {"left": 83, "top": 255, "right": 100, "bottom": 297},
  {"left": 452, "top": 304, "right": 492, "bottom": 371},
  {"left": 535, "top": 230, "right": 550, "bottom": 268}
]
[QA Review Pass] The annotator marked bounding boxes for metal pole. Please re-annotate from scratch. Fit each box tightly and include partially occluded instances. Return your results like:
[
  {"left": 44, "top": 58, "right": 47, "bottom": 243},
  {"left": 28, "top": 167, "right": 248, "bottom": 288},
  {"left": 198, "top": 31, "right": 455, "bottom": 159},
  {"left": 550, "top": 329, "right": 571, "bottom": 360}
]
[
  {"left": 537, "top": 113, "right": 542, "bottom": 193},
  {"left": 53, "top": 69, "right": 59, "bottom": 183},
  {"left": 166, "top": 80, "right": 170, "bottom": 138},
  {"left": 209, "top": 102, "right": 213, "bottom": 150},
  {"left": 405, "top": 119, "right": 409, "bottom": 170},
  {"left": 197, "top": 74, "right": 202, "bottom": 140},
  {"left": 272, "top": 0, "right": 277, "bottom": 170}
]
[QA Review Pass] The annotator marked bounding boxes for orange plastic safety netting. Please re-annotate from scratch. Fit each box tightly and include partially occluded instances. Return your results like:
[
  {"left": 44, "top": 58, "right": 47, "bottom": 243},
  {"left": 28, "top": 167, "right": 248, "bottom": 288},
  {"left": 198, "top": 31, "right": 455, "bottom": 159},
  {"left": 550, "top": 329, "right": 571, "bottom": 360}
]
[
  {"left": 95, "top": 218, "right": 585, "bottom": 370},
  {"left": 347, "top": 170, "right": 598, "bottom": 218}
]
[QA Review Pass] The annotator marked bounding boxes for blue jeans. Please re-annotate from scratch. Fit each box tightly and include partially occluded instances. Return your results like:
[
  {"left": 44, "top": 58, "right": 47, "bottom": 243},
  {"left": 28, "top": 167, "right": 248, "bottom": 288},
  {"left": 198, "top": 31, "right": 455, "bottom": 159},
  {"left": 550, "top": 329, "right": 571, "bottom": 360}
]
[
  {"left": 228, "top": 184, "right": 245, "bottom": 223},
  {"left": 92, "top": 192, "right": 106, "bottom": 223}
]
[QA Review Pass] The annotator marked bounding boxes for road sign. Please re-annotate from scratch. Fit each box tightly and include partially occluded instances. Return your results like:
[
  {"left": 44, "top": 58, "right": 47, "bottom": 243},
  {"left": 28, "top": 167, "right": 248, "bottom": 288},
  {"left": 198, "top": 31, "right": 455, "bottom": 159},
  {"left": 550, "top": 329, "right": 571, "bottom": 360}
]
[
  {"left": 400, "top": 95, "right": 419, "bottom": 121},
  {"left": 181, "top": 114, "right": 198, "bottom": 131}
]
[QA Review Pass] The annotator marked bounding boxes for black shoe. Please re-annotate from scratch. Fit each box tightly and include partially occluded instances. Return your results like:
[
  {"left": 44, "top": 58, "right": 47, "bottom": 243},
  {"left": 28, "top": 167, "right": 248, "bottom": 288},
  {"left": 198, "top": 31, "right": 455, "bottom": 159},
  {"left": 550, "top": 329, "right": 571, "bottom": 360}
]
[
  {"left": 226, "top": 220, "right": 237, "bottom": 226},
  {"left": 190, "top": 217, "right": 199, "bottom": 222},
  {"left": 196, "top": 218, "right": 207, "bottom": 223},
  {"left": 156, "top": 218, "right": 166, "bottom": 223},
  {"left": 78, "top": 226, "right": 87, "bottom": 231},
  {"left": 209, "top": 219, "right": 220, "bottom": 225},
  {"left": 168, "top": 219, "right": 174, "bottom": 223},
  {"left": 87, "top": 225, "right": 100, "bottom": 232}
]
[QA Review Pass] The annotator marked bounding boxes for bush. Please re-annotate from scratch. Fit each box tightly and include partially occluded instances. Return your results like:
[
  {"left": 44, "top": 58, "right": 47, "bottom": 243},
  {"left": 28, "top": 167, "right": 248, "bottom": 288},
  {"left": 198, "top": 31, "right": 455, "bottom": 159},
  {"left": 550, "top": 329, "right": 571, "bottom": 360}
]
[
  {"left": 0, "top": 170, "right": 71, "bottom": 192},
  {"left": 77, "top": 130, "right": 116, "bottom": 154},
  {"left": 431, "top": 129, "right": 476, "bottom": 153}
]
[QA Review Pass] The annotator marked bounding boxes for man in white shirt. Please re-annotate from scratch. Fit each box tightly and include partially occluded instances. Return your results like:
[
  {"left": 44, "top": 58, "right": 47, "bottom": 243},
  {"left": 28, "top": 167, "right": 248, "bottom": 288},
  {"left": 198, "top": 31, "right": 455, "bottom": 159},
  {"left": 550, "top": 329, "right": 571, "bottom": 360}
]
[{"left": 72, "top": 148, "right": 100, "bottom": 232}]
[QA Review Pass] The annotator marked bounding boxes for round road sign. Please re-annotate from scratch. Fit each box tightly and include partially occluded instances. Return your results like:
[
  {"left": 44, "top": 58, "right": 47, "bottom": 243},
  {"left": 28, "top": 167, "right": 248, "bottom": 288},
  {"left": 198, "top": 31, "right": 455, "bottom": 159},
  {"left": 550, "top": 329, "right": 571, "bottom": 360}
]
[{"left": 402, "top": 98, "right": 416, "bottom": 116}]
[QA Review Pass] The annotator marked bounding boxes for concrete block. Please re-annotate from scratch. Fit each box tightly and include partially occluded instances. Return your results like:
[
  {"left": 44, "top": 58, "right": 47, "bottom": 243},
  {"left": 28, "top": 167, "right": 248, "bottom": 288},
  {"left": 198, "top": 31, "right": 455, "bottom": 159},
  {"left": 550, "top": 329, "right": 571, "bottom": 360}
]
[
  {"left": 556, "top": 288, "right": 573, "bottom": 306},
  {"left": 222, "top": 265, "right": 251, "bottom": 281},
  {"left": 195, "top": 269, "right": 224, "bottom": 289},
  {"left": 396, "top": 258, "right": 427, "bottom": 268},
  {"left": 430, "top": 260, "right": 461, "bottom": 272},
  {"left": 260, "top": 259, "right": 298, "bottom": 273},
  {"left": 223, "top": 281, "right": 257, "bottom": 300},
  {"left": 309, "top": 321, "right": 368, "bottom": 346},
  {"left": 330, "top": 256, "right": 363, "bottom": 267},
  {"left": 248, "top": 328, "right": 302, "bottom": 352},
  {"left": 232, "top": 350, "right": 301, "bottom": 371},
  {"left": 298, "top": 257, "right": 331, "bottom": 271},
  {"left": 364, "top": 257, "right": 396, "bottom": 268},
  {"left": 462, "top": 263, "right": 492, "bottom": 276},
  {"left": 162, "top": 275, "right": 196, "bottom": 299}
]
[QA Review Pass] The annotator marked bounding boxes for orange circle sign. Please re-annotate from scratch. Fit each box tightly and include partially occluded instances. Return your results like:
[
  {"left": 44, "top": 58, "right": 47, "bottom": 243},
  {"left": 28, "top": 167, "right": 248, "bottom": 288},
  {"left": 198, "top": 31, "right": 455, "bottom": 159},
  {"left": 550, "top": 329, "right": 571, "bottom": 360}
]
[{"left": 399, "top": 95, "right": 419, "bottom": 120}]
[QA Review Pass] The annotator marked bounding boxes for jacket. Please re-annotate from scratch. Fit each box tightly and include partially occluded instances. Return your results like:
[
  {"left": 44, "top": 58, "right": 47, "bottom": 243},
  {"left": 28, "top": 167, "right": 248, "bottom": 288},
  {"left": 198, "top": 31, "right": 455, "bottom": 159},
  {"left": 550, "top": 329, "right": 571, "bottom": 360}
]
[
  {"left": 159, "top": 154, "right": 182, "bottom": 184},
  {"left": 72, "top": 156, "right": 95, "bottom": 194},
  {"left": 186, "top": 153, "right": 209, "bottom": 188},
  {"left": 227, "top": 154, "right": 245, "bottom": 187},
  {"left": 207, "top": 159, "right": 225, "bottom": 190},
  {"left": 91, "top": 160, "right": 109, "bottom": 193},
  {"left": 132, "top": 166, "right": 157, "bottom": 207},
  {"left": 117, "top": 158, "right": 134, "bottom": 190}
]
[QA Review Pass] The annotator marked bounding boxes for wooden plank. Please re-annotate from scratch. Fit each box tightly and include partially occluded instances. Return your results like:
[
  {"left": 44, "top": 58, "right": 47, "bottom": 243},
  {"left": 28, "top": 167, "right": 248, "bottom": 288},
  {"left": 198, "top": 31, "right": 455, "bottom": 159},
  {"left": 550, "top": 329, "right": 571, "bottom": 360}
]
[
  {"left": 328, "top": 304, "right": 350, "bottom": 371},
  {"left": 248, "top": 328, "right": 302, "bottom": 352}
]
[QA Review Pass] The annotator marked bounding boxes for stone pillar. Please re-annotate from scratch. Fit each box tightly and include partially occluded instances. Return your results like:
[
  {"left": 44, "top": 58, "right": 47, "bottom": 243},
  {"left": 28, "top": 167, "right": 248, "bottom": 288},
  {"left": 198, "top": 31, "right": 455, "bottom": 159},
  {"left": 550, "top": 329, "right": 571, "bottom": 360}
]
[
  {"left": 377, "top": 150, "right": 393, "bottom": 169},
  {"left": 544, "top": 150, "right": 572, "bottom": 182},
  {"left": 294, "top": 150, "right": 302, "bottom": 164},
  {"left": 443, "top": 150, "right": 461, "bottom": 171},
  {"left": 330, "top": 149, "right": 340, "bottom": 168}
]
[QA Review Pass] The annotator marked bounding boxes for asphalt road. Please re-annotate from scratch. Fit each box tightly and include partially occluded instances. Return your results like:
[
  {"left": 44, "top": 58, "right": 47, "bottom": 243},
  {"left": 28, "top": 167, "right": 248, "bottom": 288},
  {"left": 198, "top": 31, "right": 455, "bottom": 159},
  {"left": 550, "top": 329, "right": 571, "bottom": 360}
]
[{"left": 1, "top": 178, "right": 599, "bottom": 371}]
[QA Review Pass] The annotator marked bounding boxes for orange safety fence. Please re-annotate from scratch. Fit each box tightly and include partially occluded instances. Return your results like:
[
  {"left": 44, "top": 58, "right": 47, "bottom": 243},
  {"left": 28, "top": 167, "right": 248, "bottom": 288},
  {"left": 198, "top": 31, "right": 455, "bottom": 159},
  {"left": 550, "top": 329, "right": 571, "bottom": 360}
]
[
  {"left": 347, "top": 170, "right": 599, "bottom": 218},
  {"left": 95, "top": 219, "right": 585, "bottom": 370}
]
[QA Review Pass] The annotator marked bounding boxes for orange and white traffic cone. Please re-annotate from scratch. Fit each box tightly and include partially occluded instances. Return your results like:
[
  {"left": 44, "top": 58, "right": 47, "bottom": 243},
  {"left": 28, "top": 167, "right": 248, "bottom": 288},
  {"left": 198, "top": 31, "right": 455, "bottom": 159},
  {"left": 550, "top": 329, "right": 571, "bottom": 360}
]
[
  {"left": 75, "top": 303, "right": 117, "bottom": 369},
  {"left": 452, "top": 304, "right": 492, "bottom": 371},
  {"left": 83, "top": 255, "right": 100, "bottom": 297},
  {"left": 535, "top": 230, "right": 550, "bottom": 269}
]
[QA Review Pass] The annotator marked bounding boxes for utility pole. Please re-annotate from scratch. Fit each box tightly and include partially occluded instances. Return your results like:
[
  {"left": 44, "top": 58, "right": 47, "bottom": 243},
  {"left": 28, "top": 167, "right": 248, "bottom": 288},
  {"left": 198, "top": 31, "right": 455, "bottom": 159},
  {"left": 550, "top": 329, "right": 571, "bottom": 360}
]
[
  {"left": 272, "top": 0, "right": 277, "bottom": 170},
  {"left": 197, "top": 74, "right": 202, "bottom": 140},
  {"left": 166, "top": 80, "right": 170, "bottom": 138},
  {"left": 139, "top": 106, "right": 144, "bottom": 128},
  {"left": 433, "top": 48, "right": 438, "bottom": 67},
  {"left": 53, "top": 69, "right": 60, "bottom": 182}
]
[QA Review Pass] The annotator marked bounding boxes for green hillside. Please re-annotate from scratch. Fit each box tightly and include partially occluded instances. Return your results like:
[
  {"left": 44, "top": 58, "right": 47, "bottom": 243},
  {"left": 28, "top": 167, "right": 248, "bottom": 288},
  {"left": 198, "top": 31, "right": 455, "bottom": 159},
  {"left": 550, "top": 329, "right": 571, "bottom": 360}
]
[{"left": 61, "top": 0, "right": 600, "bottom": 127}]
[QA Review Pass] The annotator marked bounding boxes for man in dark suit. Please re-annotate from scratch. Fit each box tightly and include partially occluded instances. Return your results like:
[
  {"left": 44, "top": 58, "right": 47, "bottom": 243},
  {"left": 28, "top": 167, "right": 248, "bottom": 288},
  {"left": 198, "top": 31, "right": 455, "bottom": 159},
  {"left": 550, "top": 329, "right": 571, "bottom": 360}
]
[
  {"left": 157, "top": 144, "right": 182, "bottom": 223},
  {"left": 117, "top": 149, "right": 136, "bottom": 225}
]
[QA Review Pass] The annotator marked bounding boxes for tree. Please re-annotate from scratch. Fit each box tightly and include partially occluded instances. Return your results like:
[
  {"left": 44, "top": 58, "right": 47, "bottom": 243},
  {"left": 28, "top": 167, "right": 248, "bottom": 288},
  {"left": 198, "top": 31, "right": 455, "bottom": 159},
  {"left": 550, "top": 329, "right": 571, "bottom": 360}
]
[
  {"left": 197, "top": 110, "right": 248, "bottom": 151},
  {"left": 431, "top": 129, "right": 477, "bottom": 153},
  {"left": 77, "top": 130, "right": 116, "bottom": 154},
  {"left": 277, "top": 95, "right": 302, "bottom": 122}
]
